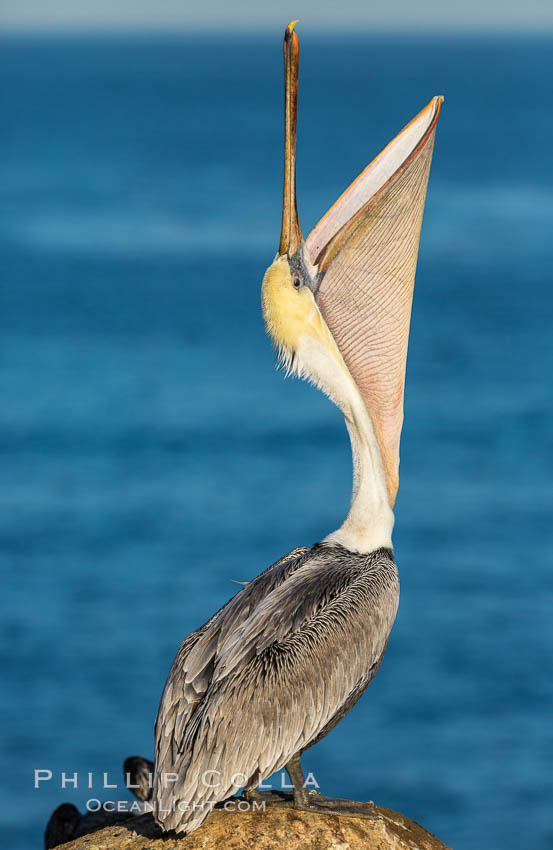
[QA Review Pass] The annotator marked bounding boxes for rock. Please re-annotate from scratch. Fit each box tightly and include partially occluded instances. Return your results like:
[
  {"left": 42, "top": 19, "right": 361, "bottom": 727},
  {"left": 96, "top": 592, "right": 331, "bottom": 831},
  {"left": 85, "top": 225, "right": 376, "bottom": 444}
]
[{"left": 49, "top": 801, "right": 450, "bottom": 850}]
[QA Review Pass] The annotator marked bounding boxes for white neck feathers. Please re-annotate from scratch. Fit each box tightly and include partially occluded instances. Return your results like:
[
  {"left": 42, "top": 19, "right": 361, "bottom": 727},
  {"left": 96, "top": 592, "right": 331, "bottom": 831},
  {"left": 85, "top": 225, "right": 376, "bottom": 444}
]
[{"left": 294, "top": 333, "right": 394, "bottom": 554}]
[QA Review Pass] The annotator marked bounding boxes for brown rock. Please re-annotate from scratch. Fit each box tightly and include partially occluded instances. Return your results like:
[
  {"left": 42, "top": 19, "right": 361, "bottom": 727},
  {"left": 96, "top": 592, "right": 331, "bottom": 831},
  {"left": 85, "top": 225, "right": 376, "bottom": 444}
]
[{"left": 51, "top": 802, "right": 450, "bottom": 850}]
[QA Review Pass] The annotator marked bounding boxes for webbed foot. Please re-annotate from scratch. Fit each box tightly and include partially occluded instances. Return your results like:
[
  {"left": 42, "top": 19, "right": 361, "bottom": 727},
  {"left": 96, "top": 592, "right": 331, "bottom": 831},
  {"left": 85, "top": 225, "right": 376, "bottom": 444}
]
[
  {"left": 294, "top": 792, "right": 379, "bottom": 819},
  {"left": 242, "top": 788, "right": 293, "bottom": 805}
]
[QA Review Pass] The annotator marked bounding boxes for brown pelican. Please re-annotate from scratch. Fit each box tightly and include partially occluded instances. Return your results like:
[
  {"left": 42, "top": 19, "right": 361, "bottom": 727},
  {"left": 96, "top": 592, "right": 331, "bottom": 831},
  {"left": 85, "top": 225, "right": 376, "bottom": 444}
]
[{"left": 154, "top": 22, "right": 442, "bottom": 834}]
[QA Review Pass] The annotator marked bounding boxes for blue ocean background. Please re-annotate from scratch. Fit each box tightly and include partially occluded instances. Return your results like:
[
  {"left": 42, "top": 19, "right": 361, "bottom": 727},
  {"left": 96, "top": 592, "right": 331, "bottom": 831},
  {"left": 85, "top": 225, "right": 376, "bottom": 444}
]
[{"left": 1, "top": 33, "right": 552, "bottom": 849}]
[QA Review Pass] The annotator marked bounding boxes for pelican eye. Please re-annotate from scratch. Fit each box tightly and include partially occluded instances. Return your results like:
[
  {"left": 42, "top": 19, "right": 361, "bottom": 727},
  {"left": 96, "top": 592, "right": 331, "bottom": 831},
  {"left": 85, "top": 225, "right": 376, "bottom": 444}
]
[{"left": 292, "top": 276, "right": 301, "bottom": 290}]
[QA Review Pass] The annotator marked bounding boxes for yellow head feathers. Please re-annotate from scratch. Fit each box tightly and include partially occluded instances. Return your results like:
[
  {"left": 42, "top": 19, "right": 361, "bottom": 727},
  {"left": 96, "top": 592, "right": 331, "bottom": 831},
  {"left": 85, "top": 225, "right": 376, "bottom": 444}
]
[{"left": 261, "top": 255, "right": 331, "bottom": 371}]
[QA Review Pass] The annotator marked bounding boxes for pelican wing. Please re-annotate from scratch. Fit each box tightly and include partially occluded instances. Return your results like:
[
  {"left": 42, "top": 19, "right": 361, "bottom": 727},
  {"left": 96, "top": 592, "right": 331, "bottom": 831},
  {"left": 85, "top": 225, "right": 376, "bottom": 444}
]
[
  {"left": 154, "top": 548, "right": 308, "bottom": 784},
  {"left": 154, "top": 547, "right": 398, "bottom": 834},
  {"left": 307, "top": 97, "right": 442, "bottom": 505}
]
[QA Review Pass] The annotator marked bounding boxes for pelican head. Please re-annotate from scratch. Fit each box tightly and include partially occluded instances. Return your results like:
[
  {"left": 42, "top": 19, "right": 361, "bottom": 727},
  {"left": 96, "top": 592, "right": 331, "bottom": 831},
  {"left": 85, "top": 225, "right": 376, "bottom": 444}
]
[{"left": 262, "top": 22, "right": 442, "bottom": 552}]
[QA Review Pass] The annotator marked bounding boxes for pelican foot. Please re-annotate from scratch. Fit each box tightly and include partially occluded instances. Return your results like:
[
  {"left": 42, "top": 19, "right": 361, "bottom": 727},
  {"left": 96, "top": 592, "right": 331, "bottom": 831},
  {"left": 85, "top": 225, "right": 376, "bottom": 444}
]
[
  {"left": 281, "top": 755, "right": 379, "bottom": 819},
  {"left": 242, "top": 789, "right": 293, "bottom": 805},
  {"left": 294, "top": 793, "right": 379, "bottom": 819}
]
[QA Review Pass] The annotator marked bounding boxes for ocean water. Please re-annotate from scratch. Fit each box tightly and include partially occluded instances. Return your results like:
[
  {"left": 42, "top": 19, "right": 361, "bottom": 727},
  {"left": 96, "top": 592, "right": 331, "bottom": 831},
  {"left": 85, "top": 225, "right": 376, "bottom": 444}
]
[{"left": 1, "top": 33, "right": 552, "bottom": 850}]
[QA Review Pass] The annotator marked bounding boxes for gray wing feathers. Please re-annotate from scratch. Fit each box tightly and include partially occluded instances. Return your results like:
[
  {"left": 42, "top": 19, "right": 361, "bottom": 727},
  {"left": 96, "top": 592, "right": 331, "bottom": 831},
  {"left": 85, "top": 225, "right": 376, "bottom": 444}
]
[
  {"left": 154, "top": 547, "right": 398, "bottom": 834},
  {"left": 182, "top": 546, "right": 309, "bottom": 682},
  {"left": 212, "top": 561, "right": 362, "bottom": 678},
  {"left": 154, "top": 548, "right": 308, "bottom": 787}
]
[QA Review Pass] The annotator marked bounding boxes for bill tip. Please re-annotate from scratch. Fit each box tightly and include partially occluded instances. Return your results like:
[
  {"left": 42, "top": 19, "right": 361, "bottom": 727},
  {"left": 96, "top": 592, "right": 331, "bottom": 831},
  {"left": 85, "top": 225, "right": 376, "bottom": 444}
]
[{"left": 285, "top": 19, "right": 300, "bottom": 38}]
